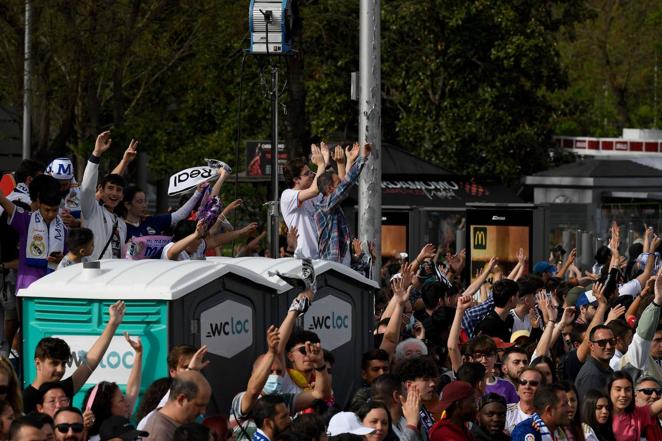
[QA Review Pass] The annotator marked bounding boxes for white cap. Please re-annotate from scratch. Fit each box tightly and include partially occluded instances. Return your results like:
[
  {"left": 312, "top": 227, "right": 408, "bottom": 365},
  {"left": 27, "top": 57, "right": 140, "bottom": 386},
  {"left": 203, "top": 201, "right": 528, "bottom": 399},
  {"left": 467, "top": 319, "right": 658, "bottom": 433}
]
[
  {"left": 327, "top": 412, "right": 375, "bottom": 437},
  {"left": 46, "top": 157, "right": 74, "bottom": 181}
]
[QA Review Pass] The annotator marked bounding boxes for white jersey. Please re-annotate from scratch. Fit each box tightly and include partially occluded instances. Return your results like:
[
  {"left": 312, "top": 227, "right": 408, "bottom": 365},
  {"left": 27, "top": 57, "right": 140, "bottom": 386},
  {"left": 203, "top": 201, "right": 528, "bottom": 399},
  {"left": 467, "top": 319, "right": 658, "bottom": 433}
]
[{"left": 280, "top": 189, "right": 320, "bottom": 259}]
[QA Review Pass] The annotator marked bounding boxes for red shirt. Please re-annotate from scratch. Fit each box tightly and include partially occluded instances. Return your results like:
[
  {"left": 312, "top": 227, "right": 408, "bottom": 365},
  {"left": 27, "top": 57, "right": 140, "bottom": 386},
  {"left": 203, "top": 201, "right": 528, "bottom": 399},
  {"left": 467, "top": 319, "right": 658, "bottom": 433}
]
[{"left": 429, "top": 419, "right": 475, "bottom": 441}]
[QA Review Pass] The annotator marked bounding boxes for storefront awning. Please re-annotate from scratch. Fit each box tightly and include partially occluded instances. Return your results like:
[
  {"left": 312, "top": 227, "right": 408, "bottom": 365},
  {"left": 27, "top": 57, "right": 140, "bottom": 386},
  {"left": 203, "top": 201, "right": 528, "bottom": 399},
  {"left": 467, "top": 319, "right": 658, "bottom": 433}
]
[{"left": 381, "top": 174, "right": 523, "bottom": 208}]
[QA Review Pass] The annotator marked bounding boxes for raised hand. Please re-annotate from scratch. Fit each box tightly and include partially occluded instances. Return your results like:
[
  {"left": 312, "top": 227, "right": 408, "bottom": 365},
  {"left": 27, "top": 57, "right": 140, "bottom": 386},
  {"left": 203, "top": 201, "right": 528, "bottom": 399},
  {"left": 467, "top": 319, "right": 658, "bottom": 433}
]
[
  {"left": 606, "top": 305, "right": 626, "bottom": 323},
  {"left": 320, "top": 142, "right": 331, "bottom": 165},
  {"left": 536, "top": 292, "right": 550, "bottom": 322},
  {"left": 310, "top": 144, "right": 325, "bottom": 168},
  {"left": 641, "top": 276, "right": 656, "bottom": 298},
  {"left": 560, "top": 307, "right": 576, "bottom": 326},
  {"left": 108, "top": 300, "right": 126, "bottom": 326},
  {"left": 305, "top": 341, "right": 324, "bottom": 365},
  {"left": 188, "top": 345, "right": 210, "bottom": 370},
  {"left": 195, "top": 219, "right": 207, "bottom": 239},
  {"left": 266, "top": 325, "right": 280, "bottom": 354},
  {"left": 417, "top": 243, "right": 436, "bottom": 263},
  {"left": 352, "top": 238, "right": 363, "bottom": 256},
  {"left": 654, "top": 266, "right": 662, "bottom": 304},
  {"left": 333, "top": 145, "right": 346, "bottom": 165},
  {"left": 592, "top": 281, "right": 606, "bottom": 305},
  {"left": 652, "top": 234, "right": 661, "bottom": 253},
  {"left": 456, "top": 294, "right": 473, "bottom": 312},
  {"left": 400, "top": 261, "right": 413, "bottom": 288},
  {"left": 347, "top": 143, "right": 360, "bottom": 163},
  {"left": 241, "top": 222, "right": 258, "bottom": 235},
  {"left": 224, "top": 199, "right": 242, "bottom": 212},
  {"left": 567, "top": 248, "right": 577, "bottom": 264},
  {"left": 448, "top": 249, "right": 466, "bottom": 273},
  {"left": 482, "top": 256, "right": 498, "bottom": 275},
  {"left": 123, "top": 139, "right": 139, "bottom": 163},
  {"left": 93, "top": 131, "right": 112, "bottom": 156},
  {"left": 123, "top": 332, "right": 143, "bottom": 353},
  {"left": 516, "top": 247, "right": 527, "bottom": 264},
  {"left": 391, "top": 277, "right": 410, "bottom": 304}
]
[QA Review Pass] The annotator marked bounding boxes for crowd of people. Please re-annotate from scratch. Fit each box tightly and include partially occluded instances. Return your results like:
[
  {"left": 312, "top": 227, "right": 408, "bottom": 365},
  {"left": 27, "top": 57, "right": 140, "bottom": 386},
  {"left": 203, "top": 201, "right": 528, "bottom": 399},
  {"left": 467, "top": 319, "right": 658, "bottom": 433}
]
[{"left": 2, "top": 133, "right": 662, "bottom": 441}]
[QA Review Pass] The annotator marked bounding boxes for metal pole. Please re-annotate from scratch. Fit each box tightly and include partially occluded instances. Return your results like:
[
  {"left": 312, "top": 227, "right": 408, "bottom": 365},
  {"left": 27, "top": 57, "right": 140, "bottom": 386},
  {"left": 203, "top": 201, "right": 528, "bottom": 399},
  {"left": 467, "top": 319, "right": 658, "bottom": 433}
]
[
  {"left": 270, "top": 65, "right": 280, "bottom": 258},
  {"left": 359, "top": 0, "right": 382, "bottom": 278},
  {"left": 22, "top": 0, "right": 32, "bottom": 159}
]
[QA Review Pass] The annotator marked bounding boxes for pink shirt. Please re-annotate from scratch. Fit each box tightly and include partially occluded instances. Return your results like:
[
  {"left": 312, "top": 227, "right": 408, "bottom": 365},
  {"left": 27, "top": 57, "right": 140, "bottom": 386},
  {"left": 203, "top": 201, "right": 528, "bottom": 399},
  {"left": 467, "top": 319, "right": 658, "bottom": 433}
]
[{"left": 611, "top": 405, "right": 654, "bottom": 441}]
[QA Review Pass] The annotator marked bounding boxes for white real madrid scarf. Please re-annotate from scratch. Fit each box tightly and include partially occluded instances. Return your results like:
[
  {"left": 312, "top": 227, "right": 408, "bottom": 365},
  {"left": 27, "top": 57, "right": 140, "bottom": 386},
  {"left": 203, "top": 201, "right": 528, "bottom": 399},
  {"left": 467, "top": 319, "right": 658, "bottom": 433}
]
[{"left": 25, "top": 210, "right": 65, "bottom": 272}]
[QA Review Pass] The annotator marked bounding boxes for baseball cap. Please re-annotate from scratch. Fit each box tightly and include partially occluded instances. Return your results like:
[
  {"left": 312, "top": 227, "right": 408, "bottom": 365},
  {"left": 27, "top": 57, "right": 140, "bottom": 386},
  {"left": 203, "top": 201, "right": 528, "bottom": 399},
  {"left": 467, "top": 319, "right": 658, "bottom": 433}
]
[
  {"left": 439, "top": 381, "right": 474, "bottom": 411},
  {"left": 565, "top": 286, "right": 586, "bottom": 308},
  {"left": 327, "top": 412, "right": 375, "bottom": 437},
  {"left": 575, "top": 290, "right": 598, "bottom": 309},
  {"left": 46, "top": 157, "right": 74, "bottom": 181},
  {"left": 510, "top": 330, "right": 531, "bottom": 344},
  {"left": 492, "top": 337, "right": 514, "bottom": 349},
  {"left": 533, "top": 261, "right": 557, "bottom": 275},
  {"left": 99, "top": 416, "right": 149, "bottom": 441}
]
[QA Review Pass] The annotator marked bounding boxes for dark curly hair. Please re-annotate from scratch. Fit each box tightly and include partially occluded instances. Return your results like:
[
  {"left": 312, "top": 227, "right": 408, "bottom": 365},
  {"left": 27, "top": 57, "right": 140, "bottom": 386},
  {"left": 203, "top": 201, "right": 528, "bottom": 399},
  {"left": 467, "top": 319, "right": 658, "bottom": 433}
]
[
  {"left": 393, "top": 355, "right": 439, "bottom": 383},
  {"left": 82, "top": 381, "right": 122, "bottom": 436}
]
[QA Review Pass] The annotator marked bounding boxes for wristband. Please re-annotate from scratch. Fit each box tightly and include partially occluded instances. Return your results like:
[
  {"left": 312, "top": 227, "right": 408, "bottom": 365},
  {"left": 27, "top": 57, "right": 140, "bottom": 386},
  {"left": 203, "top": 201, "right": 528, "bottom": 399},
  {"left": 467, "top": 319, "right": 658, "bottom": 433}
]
[
  {"left": 289, "top": 297, "right": 311, "bottom": 316},
  {"left": 89, "top": 154, "right": 101, "bottom": 164},
  {"left": 653, "top": 300, "right": 662, "bottom": 308},
  {"left": 406, "top": 425, "right": 417, "bottom": 431}
]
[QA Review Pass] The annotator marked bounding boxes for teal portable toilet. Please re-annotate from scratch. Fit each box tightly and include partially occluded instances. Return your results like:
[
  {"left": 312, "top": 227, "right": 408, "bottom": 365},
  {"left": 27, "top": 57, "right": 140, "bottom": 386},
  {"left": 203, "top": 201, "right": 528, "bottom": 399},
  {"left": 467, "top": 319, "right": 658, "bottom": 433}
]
[
  {"left": 19, "top": 258, "right": 281, "bottom": 414},
  {"left": 209, "top": 257, "right": 378, "bottom": 408}
]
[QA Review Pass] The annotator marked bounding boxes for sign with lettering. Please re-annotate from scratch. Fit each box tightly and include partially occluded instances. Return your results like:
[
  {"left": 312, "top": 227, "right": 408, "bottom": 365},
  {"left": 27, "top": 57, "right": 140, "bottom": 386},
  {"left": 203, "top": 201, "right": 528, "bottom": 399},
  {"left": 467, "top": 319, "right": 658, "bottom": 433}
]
[
  {"left": 168, "top": 166, "right": 218, "bottom": 195},
  {"left": 54, "top": 335, "right": 136, "bottom": 385},
  {"left": 303, "top": 295, "right": 352, "bottom": 351},
  {"left": 200, "top": 300, "right": 253, "bottom": 358}
]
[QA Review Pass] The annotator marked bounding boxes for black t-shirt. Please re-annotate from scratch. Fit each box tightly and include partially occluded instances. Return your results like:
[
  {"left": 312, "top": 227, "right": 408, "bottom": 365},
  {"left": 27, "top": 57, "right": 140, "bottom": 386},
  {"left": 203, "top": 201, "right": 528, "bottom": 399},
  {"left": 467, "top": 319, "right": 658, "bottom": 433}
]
[
  {"left": 23, "top": 376, "right": 75, "bottom": 413},
  {"left": 561, "top": 349, "right": 583, "bottom": 383},
  {"left": 474, "top": 309, "right": 514, "bottom": 342}
]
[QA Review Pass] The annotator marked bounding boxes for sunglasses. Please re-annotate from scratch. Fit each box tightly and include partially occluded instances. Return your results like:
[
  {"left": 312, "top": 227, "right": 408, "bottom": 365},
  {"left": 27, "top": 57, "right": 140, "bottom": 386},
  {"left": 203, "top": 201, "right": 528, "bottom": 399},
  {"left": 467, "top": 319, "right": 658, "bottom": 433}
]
[
  {"left": 471, "top": 352, "right": 495, "bottom": 360},
  {"left": 591, "top": 338, "right": 616, "bottom": 348},
  {"left": 637, "top": 388, "right": 662, "bottom": 396},
  {"left": 55, "top": 423, "right": 84, "bottom": 434},
  {"left": 291, "top": 346, "right": 307, "bottom": 356},
  {"left": 518, "top": 379, "right": 540, "bottom": 387}
]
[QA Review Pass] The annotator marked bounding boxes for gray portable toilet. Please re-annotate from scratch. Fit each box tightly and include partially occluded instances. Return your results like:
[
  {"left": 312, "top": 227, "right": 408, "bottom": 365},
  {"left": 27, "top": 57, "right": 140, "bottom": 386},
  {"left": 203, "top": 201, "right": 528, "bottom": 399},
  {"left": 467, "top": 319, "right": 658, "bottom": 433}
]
[
  {"left": 19, "top": 259, "right": 281, "bottom": 414},
  {"left": 210, "top": 257, "right": 378, "bottom": 408}
]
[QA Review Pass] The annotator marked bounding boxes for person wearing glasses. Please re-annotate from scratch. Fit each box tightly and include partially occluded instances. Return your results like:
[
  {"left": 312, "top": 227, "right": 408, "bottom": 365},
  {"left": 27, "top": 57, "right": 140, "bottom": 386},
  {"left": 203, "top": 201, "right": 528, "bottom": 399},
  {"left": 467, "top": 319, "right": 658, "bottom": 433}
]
[
  {"left": 466, "top": 335, "right": 518, "bottom": 404},
  {"left": 574, "top": 324, "right": 615, "bottom": 402},
  {"left": 36, "top": 383, "right": 71, "bottom": 417},
  {"left": 634, "top": 376, "right": 662, "bottom": 408},
  {"left": 53, "top": 407, "right": 85, "bottom": 441},
  {"left": 608, "top": 371, "right": 662, "bottom": 441},
  {"left": 505, "top": 367, "right": 546, "bottom": 435}
]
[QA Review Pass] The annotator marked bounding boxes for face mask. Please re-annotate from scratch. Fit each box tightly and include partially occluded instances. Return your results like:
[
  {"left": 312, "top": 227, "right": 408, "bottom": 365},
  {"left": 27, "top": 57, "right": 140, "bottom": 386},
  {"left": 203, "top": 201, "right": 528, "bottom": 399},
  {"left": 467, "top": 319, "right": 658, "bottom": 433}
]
[{"left": 263, "top": 374, "right": 283, "bottom": 395}]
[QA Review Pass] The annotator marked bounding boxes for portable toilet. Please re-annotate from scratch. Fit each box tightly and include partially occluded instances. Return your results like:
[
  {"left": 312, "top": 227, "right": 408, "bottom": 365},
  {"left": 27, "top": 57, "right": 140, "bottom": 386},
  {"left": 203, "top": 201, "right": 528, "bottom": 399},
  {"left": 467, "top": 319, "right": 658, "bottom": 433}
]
[
  {"left": 209, "top": 257, "right": 378, "bottom": 408},
  {"left": 19, "top": 258, "right": 281, "bottom": 414}
]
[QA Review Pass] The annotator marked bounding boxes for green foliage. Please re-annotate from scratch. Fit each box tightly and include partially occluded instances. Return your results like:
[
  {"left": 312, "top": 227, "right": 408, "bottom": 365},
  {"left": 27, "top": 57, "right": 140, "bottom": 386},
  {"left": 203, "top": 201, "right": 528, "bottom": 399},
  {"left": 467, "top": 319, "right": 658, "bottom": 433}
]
[
  {"left": 381, "top": 0, "right": 591, "bottom": 183},
  {"left": 553, "top": 0, "right": 662, "bottom": 136}
]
